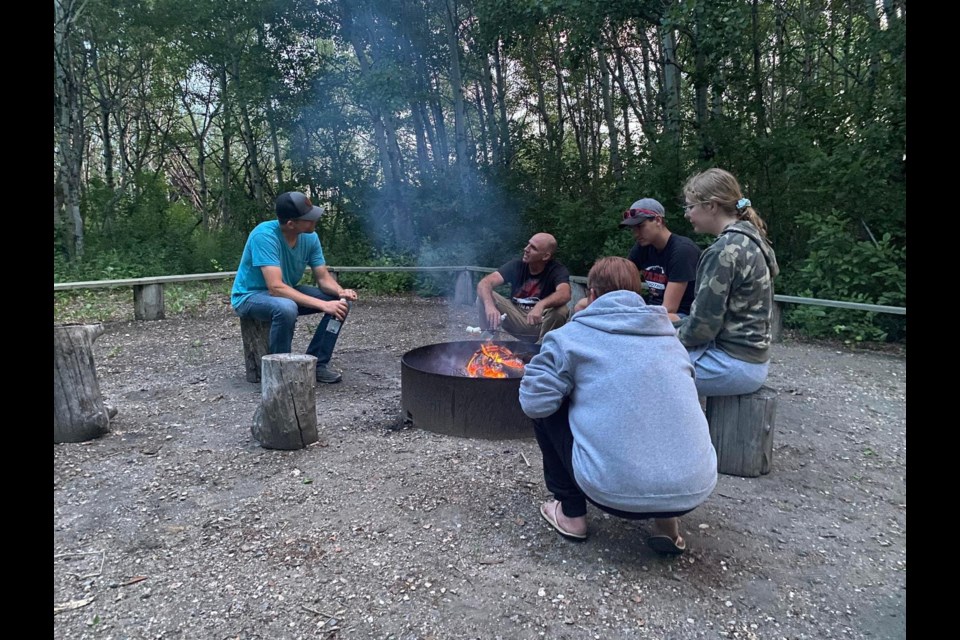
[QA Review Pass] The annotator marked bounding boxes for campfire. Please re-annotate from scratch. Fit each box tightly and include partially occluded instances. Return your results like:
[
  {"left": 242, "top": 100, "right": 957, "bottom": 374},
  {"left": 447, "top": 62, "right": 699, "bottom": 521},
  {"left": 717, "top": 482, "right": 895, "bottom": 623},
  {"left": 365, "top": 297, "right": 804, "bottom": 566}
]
[{"left": 464, "top": 342, "right": 526, "bottom": 378}]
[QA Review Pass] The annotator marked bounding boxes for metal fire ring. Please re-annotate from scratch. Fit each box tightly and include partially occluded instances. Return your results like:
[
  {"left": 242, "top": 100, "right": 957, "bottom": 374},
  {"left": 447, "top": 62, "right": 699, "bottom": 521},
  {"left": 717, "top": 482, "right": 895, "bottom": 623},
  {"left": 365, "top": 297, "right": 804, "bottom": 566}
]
[{"left": 400, "top": 340, "right": 540, "bottom": 440}]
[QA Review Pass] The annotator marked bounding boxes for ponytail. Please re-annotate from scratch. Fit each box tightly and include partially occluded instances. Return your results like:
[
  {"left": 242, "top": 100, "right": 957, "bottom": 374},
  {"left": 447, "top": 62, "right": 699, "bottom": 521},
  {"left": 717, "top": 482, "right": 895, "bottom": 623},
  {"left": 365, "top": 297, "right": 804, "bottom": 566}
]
[{"left": 735, "top": 198, "right": 769, "bottom": 239}]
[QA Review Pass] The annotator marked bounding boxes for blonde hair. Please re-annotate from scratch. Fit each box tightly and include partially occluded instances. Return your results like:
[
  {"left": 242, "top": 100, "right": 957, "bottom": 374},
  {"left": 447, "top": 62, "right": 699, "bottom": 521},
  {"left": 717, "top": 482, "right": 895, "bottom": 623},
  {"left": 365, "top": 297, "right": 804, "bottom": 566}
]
[
  {"left": 587, "top": 257, "right": 642, "bottom": 297},
  {"left": 684, "top": 168, "right": 769, "bottom": 239}
]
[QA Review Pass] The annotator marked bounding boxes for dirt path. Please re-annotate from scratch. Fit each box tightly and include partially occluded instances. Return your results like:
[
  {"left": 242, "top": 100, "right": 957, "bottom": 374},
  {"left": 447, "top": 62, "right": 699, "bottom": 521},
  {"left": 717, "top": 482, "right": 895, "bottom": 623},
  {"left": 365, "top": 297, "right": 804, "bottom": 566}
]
[{"left": 54, "top": 294, "right": 906, "bottom": 639}]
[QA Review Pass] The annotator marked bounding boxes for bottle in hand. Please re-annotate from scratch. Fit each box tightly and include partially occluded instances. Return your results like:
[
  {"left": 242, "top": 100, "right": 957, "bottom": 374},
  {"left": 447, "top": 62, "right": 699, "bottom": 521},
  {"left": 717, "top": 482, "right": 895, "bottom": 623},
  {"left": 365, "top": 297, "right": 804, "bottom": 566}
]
[{"left": 326, "top": 298, "right": 347, "bottom": 334}]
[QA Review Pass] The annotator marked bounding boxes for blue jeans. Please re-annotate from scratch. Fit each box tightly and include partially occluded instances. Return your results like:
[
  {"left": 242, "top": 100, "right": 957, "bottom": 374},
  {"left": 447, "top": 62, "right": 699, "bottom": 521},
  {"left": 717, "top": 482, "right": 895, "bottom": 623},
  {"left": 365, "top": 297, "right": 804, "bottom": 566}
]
[
  {"left": 234, "top": 286, "right": 349, "bottom": 369},
  {"left": 686, "top": 342, "right": 768, "bottom": 397}
]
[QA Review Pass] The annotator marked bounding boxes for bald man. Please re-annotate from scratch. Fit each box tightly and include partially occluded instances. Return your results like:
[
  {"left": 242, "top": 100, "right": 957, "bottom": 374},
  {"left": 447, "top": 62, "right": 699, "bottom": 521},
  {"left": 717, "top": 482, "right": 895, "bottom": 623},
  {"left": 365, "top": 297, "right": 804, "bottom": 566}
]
[{"left": 477, "top": 232, "right": 572, "bottom": 344}]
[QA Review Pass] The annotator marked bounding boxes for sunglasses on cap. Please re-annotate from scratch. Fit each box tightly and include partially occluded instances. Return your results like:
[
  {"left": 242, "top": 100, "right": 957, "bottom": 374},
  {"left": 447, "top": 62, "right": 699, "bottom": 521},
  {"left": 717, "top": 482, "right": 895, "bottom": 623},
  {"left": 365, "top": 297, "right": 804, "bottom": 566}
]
[{"left": 622, "top": 208, "right": 663, "bottom": 221}]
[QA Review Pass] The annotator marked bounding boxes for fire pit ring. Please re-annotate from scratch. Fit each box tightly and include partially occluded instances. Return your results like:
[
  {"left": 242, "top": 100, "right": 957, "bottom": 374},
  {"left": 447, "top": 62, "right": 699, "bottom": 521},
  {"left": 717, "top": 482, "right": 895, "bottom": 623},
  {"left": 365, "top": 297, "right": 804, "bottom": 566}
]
[{"left": 401, "top": 340, "right": 540, "bottom": 440}]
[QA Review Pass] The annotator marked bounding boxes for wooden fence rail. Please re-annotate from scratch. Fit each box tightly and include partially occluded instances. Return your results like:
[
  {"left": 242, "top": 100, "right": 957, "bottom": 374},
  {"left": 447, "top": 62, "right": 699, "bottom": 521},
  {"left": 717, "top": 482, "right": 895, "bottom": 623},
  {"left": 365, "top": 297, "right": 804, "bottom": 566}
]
[{"left": 55, "top": 267, "right": 906, "bottom": 336}]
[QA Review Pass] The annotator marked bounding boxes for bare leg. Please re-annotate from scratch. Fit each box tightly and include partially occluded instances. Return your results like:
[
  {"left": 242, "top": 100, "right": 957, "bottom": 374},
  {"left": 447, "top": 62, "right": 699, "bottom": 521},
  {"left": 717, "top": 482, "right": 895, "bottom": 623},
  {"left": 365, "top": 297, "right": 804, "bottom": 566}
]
[{"left": 652, "top": 516, "right": 680, "bottom": 541}]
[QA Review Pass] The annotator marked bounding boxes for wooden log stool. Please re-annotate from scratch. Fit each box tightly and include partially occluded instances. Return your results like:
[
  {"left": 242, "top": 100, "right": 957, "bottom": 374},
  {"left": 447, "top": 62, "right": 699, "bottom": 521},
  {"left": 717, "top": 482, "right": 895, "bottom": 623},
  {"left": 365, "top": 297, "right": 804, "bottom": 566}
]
[
  {"left": 240, "top": 317, "right": 271, "bottom": 383},
  {"left": 54, "top": 324, "right": 112, "bottom": 443},
  {"left": 706, "top": 385, "right": 779, "bottom": 477},
  {"left": 252, "top": 354, "right": 319, "bottom": 450},
  {"left": 133, "top": 283, "right": 165, "bottom": 320},
  {"left": 454, "top": 270, "right": 474, "bottom": 305}
]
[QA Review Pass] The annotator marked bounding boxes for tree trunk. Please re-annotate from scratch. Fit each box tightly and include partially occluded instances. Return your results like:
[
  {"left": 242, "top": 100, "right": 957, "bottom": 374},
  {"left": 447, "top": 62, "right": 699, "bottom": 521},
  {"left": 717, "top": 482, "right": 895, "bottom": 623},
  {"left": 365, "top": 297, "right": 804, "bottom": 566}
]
[
  {"left": 599, "top": 47, "right": 621, "bottom": 179},
  {"left": 751, "top": 0, "right": 768, "bottom": 137},
  {"left": 443, "top": 0, "right": 470, "bottom": 197},
  {"left": 410, "top": 99, "right": 432, "bottom": 178},
  {"left": 252, "top": 354, "right": 319, "bottom": 450},
  {"left": 492, "top": 42, "right": 511, "bottom": 166},
  {"left": 615, "top": 49, "right": 633, "bottom": 160},
  {"left": 54, "top": 0, "right": 87, "bottom": 259},
  {"left": 219, "top": 65, "right": 233, "bottom": 229},
  {"left": 238, "top": 98, "right": 266, "bottom": 208},
  {"left": 54, "top": 324, "right": 111, "bottom": 443},
  {"left": 480, "top": 52, "right": 499, "bottom": 168},
  {"left": 660, "top": 24, "right": 681, "bottom": 144}
]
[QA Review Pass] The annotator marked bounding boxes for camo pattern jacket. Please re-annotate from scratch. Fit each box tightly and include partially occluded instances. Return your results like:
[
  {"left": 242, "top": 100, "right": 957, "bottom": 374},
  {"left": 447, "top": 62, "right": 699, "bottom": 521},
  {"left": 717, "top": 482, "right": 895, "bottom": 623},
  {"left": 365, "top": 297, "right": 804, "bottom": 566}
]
[{"left": 675, "top": 220, "right": 779, "bottom": 364}]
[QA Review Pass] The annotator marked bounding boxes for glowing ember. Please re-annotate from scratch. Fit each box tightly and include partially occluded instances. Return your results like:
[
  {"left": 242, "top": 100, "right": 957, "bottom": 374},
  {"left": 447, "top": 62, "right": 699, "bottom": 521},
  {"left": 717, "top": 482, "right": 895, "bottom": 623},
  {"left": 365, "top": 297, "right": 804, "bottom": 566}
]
[{"left": 465, "top": 342, "right": 526, "bottom": 378}]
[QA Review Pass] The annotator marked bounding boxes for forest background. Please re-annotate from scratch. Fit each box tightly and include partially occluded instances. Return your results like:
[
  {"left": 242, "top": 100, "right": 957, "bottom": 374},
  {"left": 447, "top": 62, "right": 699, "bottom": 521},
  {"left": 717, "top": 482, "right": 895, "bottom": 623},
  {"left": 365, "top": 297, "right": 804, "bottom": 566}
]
[{"left": 53, "top": 0, "right": 906, "bottom": 343}]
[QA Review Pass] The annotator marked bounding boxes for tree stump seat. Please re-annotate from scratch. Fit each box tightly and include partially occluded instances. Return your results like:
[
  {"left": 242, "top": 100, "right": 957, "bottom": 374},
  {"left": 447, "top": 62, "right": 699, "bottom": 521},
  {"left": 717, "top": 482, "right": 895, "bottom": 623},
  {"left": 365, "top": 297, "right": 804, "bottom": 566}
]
[
  {"left": 240, "top": 317, "right": 271, "bottom": 383},
  {"left": 706, "top": 385, "right": 779, "bottom": 478},
  {"left": 252, "top": 354, "right": 319, "bottom": 450},
  {"left": 54, "top": 323, "right": 112, "bottom": 443}
]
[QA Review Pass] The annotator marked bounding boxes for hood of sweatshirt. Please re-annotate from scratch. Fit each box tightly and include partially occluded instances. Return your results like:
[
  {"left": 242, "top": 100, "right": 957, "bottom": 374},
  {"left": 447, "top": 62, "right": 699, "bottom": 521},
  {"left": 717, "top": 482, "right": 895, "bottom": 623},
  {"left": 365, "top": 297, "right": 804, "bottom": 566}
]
[
  {"left": 721, "top": 220, "right": 780, "bottom": 279},
  {"left": 571, "top": 289, "right": 679, "bottom": 337}
]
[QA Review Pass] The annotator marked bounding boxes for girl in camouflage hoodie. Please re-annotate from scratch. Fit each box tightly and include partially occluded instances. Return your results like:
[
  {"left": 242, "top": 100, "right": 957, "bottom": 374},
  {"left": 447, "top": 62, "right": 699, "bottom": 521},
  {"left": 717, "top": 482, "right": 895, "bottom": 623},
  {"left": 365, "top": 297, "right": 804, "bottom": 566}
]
[{"left": 674, "top": 168, "right": 780, "bottom": 396}]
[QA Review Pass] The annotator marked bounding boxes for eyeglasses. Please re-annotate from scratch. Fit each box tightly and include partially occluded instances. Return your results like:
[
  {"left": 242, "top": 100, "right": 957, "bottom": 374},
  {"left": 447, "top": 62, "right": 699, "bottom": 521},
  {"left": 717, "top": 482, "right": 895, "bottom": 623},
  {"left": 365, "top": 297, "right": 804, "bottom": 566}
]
[
  {"left": 622, "top": 208, "right": 662, "bottom": 221},
  {"left": 682, "top": 201, "right": 710, "bottom": 212}
]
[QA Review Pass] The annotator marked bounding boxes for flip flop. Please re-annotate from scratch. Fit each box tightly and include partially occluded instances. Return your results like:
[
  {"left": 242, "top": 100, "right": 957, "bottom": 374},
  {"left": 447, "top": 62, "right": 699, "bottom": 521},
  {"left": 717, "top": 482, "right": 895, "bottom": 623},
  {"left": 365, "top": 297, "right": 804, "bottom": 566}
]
[
  {"left": 539, "top": 500, "right": 588, "bottom": 541},
  {"left": 647, "top": 534, "right": 686, "bottom": 556}
]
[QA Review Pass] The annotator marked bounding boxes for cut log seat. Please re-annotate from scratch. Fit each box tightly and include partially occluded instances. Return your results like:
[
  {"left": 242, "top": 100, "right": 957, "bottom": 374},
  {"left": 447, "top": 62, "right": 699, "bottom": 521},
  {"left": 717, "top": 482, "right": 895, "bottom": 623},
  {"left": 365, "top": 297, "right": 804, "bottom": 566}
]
[
  {"left": 240, "top": 317, "right": 271, "bottom": 383},
  {"left": 252, "top": 354, "right": 319, "bottom": 450},
  {"left": 706, "top": 385, "right": 779, "bottom": 478}
]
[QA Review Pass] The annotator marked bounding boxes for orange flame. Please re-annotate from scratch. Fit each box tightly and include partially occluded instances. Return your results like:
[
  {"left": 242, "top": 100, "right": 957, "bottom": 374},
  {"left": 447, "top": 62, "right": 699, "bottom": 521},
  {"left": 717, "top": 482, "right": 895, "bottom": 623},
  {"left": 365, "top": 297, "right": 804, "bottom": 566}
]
[{"left": 465, "top": 342, "right": 525, "bottom": 378}]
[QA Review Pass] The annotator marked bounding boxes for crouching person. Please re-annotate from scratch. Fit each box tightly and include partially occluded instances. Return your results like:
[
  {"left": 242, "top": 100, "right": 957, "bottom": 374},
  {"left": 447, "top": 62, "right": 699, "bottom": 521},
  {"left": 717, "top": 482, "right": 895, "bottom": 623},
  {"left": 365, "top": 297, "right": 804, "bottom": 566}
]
[{"left": 519, "top": 257, "right": 717, "bottom": 555}]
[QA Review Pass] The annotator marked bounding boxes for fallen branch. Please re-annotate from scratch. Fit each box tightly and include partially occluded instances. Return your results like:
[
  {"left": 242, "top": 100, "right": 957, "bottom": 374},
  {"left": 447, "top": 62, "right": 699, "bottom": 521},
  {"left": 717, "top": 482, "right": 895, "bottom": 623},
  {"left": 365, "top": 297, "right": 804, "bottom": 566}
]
[
  {"left": 520, "top": 452, "right": 530, "bottom": 467},
  {"left": 302, "top": 604, "right": 337, "bottom": 618},
  {"left": 114, "top": 576, "right": 148, "bottom": 588},
  {"left": 54, "top": 596, "right": 96, "bottom": 614}
]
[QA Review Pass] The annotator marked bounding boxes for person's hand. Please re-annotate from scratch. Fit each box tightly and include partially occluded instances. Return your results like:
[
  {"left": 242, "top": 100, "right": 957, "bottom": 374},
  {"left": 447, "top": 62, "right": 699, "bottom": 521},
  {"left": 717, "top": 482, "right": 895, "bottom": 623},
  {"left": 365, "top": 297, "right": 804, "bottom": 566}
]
[
  {"left": 526, "top": 303, "right": 545, "bottom": 325},
  {"left": 324, "top": 298, "right": 349, "bottom": 321},
  {"left": 485, "top": 304, "right": 502, "bottom": 329},
  {"left": 338, "top": 288, "right": 358, "bottom": 301}
]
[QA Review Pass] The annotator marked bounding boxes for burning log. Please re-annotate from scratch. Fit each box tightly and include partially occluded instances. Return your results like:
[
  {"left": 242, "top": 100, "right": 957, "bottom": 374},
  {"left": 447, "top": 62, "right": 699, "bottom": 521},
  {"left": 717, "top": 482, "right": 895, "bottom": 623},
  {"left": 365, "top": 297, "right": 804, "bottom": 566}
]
[{"left": 465, "top": 342, "right": 526, "bottom": 379}]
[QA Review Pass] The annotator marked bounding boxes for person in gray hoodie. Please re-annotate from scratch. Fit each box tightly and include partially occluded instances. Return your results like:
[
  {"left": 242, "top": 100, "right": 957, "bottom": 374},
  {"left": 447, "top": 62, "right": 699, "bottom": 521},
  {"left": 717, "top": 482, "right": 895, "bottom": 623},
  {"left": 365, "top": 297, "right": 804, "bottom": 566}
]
[
  {"left": 519, "top": 257, "right": 717, "bottom": 555},
  {"left": 674, "top": 168, "right": 780, "bottom": 396}
]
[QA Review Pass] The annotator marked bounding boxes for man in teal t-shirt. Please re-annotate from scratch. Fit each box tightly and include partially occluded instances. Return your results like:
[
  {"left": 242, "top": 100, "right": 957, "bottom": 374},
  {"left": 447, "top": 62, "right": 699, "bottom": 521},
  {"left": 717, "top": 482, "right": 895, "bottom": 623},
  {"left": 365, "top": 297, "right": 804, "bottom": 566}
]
[{"left": 231, "top": 191, "right": 358, "bottom": 383}]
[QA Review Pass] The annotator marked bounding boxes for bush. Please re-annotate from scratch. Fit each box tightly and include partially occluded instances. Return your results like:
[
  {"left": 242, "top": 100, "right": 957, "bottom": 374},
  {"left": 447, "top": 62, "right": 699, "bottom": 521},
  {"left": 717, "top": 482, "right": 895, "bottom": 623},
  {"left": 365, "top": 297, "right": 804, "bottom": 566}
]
[{"left": 779, "top": 210, "right": 905, "bottom": 343}]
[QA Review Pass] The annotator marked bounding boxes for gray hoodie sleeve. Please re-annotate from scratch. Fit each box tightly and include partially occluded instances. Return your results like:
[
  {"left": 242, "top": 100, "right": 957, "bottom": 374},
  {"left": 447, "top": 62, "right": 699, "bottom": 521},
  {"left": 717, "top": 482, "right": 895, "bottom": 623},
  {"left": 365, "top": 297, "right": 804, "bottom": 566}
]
[{"left": 519, "top": 335, "right": 573, "bottom": 419}]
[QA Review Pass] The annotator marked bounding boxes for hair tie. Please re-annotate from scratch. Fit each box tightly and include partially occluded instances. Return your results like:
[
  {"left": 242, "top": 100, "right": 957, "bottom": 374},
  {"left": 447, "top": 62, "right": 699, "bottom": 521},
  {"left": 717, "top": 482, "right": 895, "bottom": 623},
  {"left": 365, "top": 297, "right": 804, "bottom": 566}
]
[{"left": 736, "top": 198, "right": 751, "bottom": 212}]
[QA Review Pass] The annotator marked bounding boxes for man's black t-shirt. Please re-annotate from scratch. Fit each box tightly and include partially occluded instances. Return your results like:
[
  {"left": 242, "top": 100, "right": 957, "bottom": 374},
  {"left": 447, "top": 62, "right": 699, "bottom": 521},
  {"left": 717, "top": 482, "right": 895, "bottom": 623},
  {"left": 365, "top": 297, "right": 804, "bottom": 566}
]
[
  {"left": 497, "top": 259, "right": 570, "bottom": 306},
  {"left": 627, "top": 234, "right": 701, "bottom": 315}
]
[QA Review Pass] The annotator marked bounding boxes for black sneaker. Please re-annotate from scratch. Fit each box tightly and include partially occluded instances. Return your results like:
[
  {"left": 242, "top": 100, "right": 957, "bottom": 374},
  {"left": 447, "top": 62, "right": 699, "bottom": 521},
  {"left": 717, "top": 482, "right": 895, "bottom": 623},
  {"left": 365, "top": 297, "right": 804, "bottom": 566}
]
[{"left": 316, "top": 365, "right": 342, "bottom": 384}]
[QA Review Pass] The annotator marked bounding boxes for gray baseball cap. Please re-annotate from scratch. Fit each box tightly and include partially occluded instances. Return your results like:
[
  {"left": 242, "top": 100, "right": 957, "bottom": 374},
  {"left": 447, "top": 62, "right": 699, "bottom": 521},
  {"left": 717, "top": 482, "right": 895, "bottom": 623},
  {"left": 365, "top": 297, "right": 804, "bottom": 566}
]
[
  {"left": 276, "top": 191, "right": 325, "bottom": 222},
  {"left": 619, "top": 197, "right": 665, "bottom": 227}
]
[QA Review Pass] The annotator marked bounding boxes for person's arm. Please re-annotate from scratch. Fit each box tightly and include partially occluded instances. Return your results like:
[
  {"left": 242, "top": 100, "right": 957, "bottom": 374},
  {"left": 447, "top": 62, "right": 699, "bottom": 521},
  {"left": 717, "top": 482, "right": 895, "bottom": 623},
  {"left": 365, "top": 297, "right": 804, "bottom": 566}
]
[
  {"left": 477, "top": 270, "right": 507, "bottom": 329},
  {"left": 261, "top": 265, "right": 347, "bottom": 319},
  {"left": 675, "top": 245, "right": 732, "bottom": 347},
  {"left": 661, "top": 281, "right": 689, "bottom": 315},
  {"left": 662, "top": 237, "right": 700, "bottom": 314},
  {"left": 527, "top": 282, "right": 572, "bottom": 325},
  {"left": 518, "top": 335, "right": 572, "bottom": 419},
  {"left": 310, "top": 265, "right": 358, "bottom": 301}
]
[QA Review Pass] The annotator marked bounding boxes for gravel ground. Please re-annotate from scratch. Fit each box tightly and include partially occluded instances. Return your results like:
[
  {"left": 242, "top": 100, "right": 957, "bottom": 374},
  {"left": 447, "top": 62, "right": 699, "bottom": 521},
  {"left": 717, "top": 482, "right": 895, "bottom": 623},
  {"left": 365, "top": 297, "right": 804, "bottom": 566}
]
[{"left": 53, "top": 293, "right": 906, "bottom": 640}]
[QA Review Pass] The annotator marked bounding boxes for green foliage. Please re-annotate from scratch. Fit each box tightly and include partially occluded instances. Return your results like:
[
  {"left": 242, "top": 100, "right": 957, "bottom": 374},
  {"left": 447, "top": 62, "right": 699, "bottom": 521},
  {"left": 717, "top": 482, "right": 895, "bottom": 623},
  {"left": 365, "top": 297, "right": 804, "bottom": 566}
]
[
  {"left": 54, "top": 281, "right": 232, "bottom": 325},
  {"left": 331, "top": 253, "right": 417, "bottom": 294},
  {"left": 56, "top": 173, "right": 249, "bottom": 282},
  {"left": 780, "top": 210, "right": 905, "bottom": 343}
]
